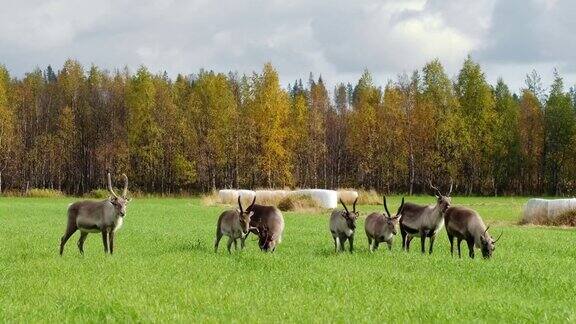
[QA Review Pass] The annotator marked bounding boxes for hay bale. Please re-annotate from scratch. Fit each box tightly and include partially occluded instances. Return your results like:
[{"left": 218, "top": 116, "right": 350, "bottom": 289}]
[
  {"left": 218, "top": 189, "right": 256, "bottom": 206},
  {"left": 237, "top": 189, "right": 256, "bottom": 206},
  {"left": 337, "top": 190, "right": 358, "bottom": 204},
  {"left": 522, "top": 198, "right": 576, "bottom": 224},
  {"left": 218, "top": 189, "right": 238, "bottom": 204},
  {"left": 255, "top": 190, "right": 289, "bottom": 205},
  {"left": 277, "top": 194, "right": 319, "bottom": 211},
  {"left": 293, "top": 189, "right": 337, "bottom": 209}
]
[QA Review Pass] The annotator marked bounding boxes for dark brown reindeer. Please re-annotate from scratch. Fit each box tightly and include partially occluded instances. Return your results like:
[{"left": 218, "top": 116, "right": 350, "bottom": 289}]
[
  {"left": 246, "top": 201, "right": 285, "bottom": 252},
  {"left": 444, "top": 206, "right": 502, "bottom": 259},
  {"left": 399, "top": 181, "right": 452, "bottom": 254},
  {"left": 60, "top": 173, "right": 130, "bottom": 255},
  {"left": 365, "top": 196, "right": 404, "bottom": 252},
  {"left": 214, "top": 195, "right": 258, "bottom": 253},
  {"left": 329, "top": 198, "right": 359, "bottom": 253}
]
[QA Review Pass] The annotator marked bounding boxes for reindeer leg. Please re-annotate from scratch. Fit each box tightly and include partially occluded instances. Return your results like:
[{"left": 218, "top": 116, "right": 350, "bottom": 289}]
[
  {"left": 457, "top": 238, "right": 462, "bottom": 258},
  {"left": 387, "top": 240, "right": 392, "bottom": 251},
  {"left": 233, "top": 238, "right": 238, "bottom": 251},
  {"left": 214, "top": 232, "right": 223, "bottom": 253},
  {"left": 467, "top": 239, "right": 475, "bottom": 259},
  {"left": 334, "top": 236, "right": 341, "bottom": 253},
  {"left": 406, "top": 235, "right": 413, "bottom": 252},
  {"left": 240, "top": 237, "right": 246, "bottom": 250},
  {"left": 77, "top": 232, "right": 88, "bottom": 255},
  {"left": 60, "top": 221, "right": 77, "bottom": 256},
  {"left": 101, "top": 229, "right": 109, "bottom": 254},
  {"left": 367, "top": 236, "right": 373, "bottom": 252},
  {"left": 448, "top": 234, "right": 454, "bottom": 256},
  {"left": 429, "top": 235, "right": 435, "bottom": 255},
  {"left": 400, "top": 226, "right": 407, "bottom": 251},
  {"left": 349, "top": 235, "right": 354, "bottom": 253},
  {"left": 226, "top": 237, "right": 233, "bottom": 254},
  {"left": 420, "top": 231, "right": 426, "bottom": 254},
  {"left": 109, "top": 230, "right": 114, "bottom": 255},
  {"left": 340, "top": 236, "right": 347, "bottom": 252}
]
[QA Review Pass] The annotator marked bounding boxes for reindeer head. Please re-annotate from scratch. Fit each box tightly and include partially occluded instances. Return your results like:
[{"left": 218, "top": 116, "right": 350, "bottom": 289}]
[
  {"left": 108, "top": 173, "right": 131, "bottom": 217},
  {"left": 480, "top": 226, "right": 503, "bottom": 259},
  {"left": 430, "top": 180, "right": 452, "bottom": 212},
  {"left": 383, "top": 196, "right": 404, "bottom": 235},
  {"left": 237, "top": 195, "right": 256, "bottom": 235},
  {"left": 340, "top": 198, "right": 359, "bottom": 230}
]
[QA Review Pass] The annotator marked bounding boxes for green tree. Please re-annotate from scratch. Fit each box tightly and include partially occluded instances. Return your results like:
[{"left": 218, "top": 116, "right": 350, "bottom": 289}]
[
  {"left": 544, "top": 70, "right": 575, "bottom": 194},
  {"left": 246, "top": 63, "right": 293, "bottom": 187},
  {"left": 455, "top": 56, "right": 496, "bottom": 194},
  {"left": 126, "top": 66, "right": 162, "bottom": 191},
  {"left": 0, "top": 65, "right": 16, "bottom": 192},
  {"left": 518, "top": 90, "right": 544, "bottom": 194},
  {"left": 492, "top": 79, "right": 521, "bottom": 194}
]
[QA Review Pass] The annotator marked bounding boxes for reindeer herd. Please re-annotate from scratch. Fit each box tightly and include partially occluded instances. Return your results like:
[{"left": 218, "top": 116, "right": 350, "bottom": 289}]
[{"left": 59, "top": 173, "right": 501, "bottom": 259}]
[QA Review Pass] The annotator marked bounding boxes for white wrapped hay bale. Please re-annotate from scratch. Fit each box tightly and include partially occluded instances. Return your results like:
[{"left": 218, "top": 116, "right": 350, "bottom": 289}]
[
  {"left": 523, "top": 198, "right": 576, "bottom": 223},
  {"left": 338, "top": 190, "right": 359, "bottom": 204},
  {"left": 218, "top": 189, "right": 256, "bottom": 205},
  {"left": 218, "top": 189, "right": 238, "bottom": 205},
  {"left": 255, "top": 190, "right": 289, "bottom": 205},
  {"left": 293, "top": 189, "right": 337, "bottom": 209},
  {"left": 237, "top": 189, "right": 256, "bottom": 204}
]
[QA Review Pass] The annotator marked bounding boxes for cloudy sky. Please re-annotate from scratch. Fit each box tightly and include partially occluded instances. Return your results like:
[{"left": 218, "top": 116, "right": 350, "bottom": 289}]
[{"left": 1, "top": 0, "right": 574, "bottom": 93}]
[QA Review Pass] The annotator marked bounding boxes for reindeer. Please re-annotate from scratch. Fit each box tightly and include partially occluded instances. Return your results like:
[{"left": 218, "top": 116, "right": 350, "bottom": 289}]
[
  {"left": 444, "top": 206, "right": 502, "bottom": 259},
  {"left": 59, "top": 173, "right": 130, "bottom": 255},
  {"left": 365, "top": 196, "right": 404, "bottom": 252},
  {"left": 399, "top": 181, "right": 452, "bottom": 254},
  {"left": 214, "top": 195, "right": 258, "bottom": 253},
  {"left": 329, "top": 198, "right": 359, "bottom": 253},
  {"left": 246, "top": 202, "right": 284, "bottom": 252}
]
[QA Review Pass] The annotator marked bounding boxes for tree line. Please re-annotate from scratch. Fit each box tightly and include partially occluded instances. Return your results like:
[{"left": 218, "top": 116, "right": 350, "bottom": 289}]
[{"left": 1, "top": 57, "right": 575, "bottom": 196}]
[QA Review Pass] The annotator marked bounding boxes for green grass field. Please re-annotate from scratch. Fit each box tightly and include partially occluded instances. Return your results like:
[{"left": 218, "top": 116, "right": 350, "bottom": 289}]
[{"left": 1, "top": 196, "right": 575, "bottom": 322}]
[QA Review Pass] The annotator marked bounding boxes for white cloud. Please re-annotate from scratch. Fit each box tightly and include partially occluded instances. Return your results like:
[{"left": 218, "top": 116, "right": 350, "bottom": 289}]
[{"left": 0, "top": 0, "right": 573, "bottom": 91}]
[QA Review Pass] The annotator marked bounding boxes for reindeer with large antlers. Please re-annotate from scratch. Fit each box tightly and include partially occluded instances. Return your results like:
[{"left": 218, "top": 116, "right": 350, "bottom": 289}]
[
  {"left": 214, "top": 195, "right": 258, "bottom": 253},
  {"left": 365, "top": 196, "right": 404, "bottom": 252},
  {"left": 329, "top": 198, "right": 359, "bottom": 253},
  {"left": 444, "top": 206, "right": 503, "bottom": 259},
  {"left": 59, "top": 173, "right": 131, "bottom": 255},
  {"left": 399, "top": 180, "right": 452, "bottom": 254}
]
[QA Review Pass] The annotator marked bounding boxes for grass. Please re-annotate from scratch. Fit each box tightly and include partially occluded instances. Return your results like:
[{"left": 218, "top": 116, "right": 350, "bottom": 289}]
[{"left": 0, "top": 196, "right": 575, "bottom": 322}]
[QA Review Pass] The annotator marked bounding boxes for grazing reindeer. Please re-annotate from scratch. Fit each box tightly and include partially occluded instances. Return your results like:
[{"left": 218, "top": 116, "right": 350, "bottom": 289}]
[
  {"left": 214, "top": 195, "right": 258, "bottom": 253},
  {"left": 246, "top": 202, "right": 285, "bottom": 252},
  {"left": 60, "top": 173, "right": 130, "bottom": 255},
  {"left": 444, "top": 206, "right": 502, "bottom": 259},
  {"left": 329, "top": 198, "right": 359, "bottom": 253},
  {"left": 365, "top": 196, "right": 404, "bottom": 252},
  {"left": 399, "top": 181, "right": 452, "bottom": 254}
]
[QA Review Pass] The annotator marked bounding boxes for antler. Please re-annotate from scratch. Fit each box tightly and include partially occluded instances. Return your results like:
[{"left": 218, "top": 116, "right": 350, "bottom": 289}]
[
  {"left": 107, "top": 172, "right": 119, "bottom": 198},
  {"left": 340, "top": 199, "right": 349, "bottom": 213},
  {"left": 238, "top": 194, "right": 243, "bottom": 213},
  {"left": 429, "top": 180, "right": 442, "bottom": 197},
  {"left": 121, "top": 173, "right": 128, "bottom": 198},
  {"left": 483, "top": 225, "right": 491, "bottom": 236},
  {"left": 493, "top": 231, "right": 503, "bottom": 243},
  {"left": 448, "top": 178, "right": 453, "bottom": 196},
  {"left": 396, "top": 197, "right": 405, "bottom": 215},
  {"left": 249, "top": 195, "right": 256, "bottom": 209},
  {"left": 383, "top": 196, "right": 391, "bottom": 218},
  {"left": 352, "top": 197, "right": 358, "bottom": 213}
]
